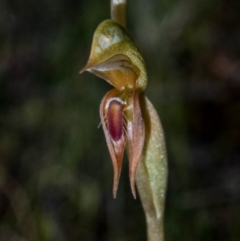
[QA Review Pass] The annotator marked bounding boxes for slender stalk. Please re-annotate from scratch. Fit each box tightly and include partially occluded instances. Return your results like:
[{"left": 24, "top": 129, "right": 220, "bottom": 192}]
[{"left": 110, "top": 0, "right": 126, "bottom": 27}]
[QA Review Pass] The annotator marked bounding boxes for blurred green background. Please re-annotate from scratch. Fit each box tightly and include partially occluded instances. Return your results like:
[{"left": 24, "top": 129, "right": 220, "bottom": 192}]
[{"left": 1, "top": 0, "right": 240, "bottom": 240}]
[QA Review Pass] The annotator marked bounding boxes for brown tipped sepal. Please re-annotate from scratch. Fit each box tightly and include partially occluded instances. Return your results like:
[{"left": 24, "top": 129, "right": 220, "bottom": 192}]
[
  {"left": 125, "top": 91, "right": 145, "bottom": 198},
  {"left": 100, "top": 89, "right": 127, "bottom": 198}
]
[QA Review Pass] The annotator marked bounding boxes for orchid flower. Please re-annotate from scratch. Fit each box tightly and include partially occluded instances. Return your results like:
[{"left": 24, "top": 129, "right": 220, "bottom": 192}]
[
  {"left": 81, "top": 20, "right": 147, "bottom": 198},
  {"left": 81, "top": 18, "right": 167, "bottom": 241}
]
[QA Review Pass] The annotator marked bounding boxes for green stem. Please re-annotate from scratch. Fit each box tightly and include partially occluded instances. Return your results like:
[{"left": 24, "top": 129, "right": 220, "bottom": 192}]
[{"left": 110, "top": 0, "right": 126, "bottom": 27}]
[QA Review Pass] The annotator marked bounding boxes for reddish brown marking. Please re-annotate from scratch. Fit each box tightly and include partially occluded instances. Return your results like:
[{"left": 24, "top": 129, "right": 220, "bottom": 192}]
[{"left": 107, "top": 99, "right": 124, "bottom": 142}]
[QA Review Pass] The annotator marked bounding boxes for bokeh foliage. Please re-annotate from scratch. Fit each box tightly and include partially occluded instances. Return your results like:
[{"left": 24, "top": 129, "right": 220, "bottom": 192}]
[{"left": 1, "top": 0, "right": 240, "bottom": 240}]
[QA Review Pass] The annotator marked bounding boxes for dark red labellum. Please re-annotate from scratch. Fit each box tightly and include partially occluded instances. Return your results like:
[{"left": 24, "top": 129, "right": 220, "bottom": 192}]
[{"left": 107, "top": 99, "right": 124, "bottom": 142}]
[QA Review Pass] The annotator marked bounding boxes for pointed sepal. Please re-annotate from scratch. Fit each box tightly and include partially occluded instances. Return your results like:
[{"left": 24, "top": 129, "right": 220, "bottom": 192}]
[
  {"left": 100, "top": 89, "right": 127, "bottom": 198},
  {"left": 125, "top": 91, "right": 145, "bottom": 198}
]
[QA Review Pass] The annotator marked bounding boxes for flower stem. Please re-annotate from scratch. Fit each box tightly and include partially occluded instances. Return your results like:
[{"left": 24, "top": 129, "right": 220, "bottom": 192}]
[{"left": 110, "top": 0, "right": 126, "bottom": 27}]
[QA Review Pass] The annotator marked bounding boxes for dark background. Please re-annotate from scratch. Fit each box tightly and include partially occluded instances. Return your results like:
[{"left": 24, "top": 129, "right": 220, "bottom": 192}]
[{"left": 1, "top": 0, "right": 240, "bottom": 240}]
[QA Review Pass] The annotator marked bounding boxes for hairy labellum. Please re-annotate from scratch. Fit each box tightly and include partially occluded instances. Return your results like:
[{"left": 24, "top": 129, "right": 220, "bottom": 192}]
[{"left": 107, "top": 99, "right": 124, "bottom": 142}]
